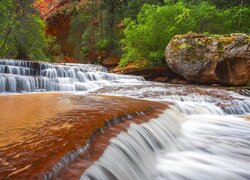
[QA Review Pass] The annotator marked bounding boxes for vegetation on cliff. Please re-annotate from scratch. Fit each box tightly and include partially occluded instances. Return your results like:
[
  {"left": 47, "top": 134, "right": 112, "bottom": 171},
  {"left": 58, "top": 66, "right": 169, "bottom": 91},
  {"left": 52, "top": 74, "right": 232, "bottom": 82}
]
[
  {"left": 67, "top": 0, "right": 165, "bottom": 63},
  {"left": 67, "top": 0, "right": 250, "bottom": 66},
  {"left": 0, "top": 0, "right": 52, "bottom": 61},
  {"left": 0, "top": 0, "right": 249, "bottom": 65}
]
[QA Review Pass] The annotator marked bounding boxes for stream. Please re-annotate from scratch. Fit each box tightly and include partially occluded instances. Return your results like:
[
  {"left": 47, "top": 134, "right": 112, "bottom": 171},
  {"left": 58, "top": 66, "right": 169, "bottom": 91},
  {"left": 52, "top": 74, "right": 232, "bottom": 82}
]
[{"left": 0, "top": 59, "right": 249, "bottom": 180}]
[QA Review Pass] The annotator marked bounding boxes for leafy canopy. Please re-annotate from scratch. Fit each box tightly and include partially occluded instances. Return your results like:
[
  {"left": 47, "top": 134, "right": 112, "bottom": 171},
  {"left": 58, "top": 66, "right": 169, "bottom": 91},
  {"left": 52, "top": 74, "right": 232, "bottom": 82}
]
[
  {"left": 0, "top": 0, "right": 51, "bottom": 61},
  {"left": 120, "top": 1, "right": 250, "bottom": 67}
]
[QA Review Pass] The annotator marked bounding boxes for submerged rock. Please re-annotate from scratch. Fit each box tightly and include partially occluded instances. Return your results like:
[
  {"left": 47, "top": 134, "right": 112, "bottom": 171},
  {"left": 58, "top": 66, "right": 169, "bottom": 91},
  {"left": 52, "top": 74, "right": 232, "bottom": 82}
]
[{"left": 165, "top": 32, "right": 250, "bottom": 86}]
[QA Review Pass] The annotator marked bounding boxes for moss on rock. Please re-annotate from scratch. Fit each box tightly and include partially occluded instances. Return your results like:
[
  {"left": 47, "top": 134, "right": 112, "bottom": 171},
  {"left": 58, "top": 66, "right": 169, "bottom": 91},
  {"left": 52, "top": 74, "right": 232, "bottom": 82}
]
[{"left": 165, "top": 32, "right": 250, "bottom": 86}]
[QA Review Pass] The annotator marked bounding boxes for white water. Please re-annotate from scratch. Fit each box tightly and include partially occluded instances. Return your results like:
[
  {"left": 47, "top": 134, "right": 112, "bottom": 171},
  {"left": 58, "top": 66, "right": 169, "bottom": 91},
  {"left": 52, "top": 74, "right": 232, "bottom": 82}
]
[
  {"left": 81, "top": 104, "right": 250, "bottom": 180},
  {"left": 79, "top": 79, "right": 250, "bottom": 180},
  {"left": 94, "top": 82, "right": 250, "bottom": 115},
  {"left": 0, "top": 59, "right": 144, "bottom": 93},
  {"left": 1, "top": 59, "right": 250, "bottom": 179}
]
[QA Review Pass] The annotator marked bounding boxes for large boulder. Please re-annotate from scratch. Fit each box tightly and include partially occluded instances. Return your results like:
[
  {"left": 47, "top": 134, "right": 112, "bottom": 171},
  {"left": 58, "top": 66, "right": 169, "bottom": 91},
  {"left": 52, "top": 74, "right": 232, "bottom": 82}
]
[{"left": 165, "top": 32, "right": 250, "bottom": 86}]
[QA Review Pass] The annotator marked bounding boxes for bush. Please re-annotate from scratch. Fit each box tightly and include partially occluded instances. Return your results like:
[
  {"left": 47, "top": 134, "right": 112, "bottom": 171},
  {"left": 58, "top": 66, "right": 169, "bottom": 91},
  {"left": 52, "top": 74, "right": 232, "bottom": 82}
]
[
  {"left": 120, "top": 1, "right": 250, "bottom": 67},
  {"left": 121, "top": 2, "right": 189, "bottom": 66},
  {"left": 95, "top": 39, "right": 110, "bottom": 50},
  {"left": 0, "top": 1, "right": 51, "bottom": 61}
]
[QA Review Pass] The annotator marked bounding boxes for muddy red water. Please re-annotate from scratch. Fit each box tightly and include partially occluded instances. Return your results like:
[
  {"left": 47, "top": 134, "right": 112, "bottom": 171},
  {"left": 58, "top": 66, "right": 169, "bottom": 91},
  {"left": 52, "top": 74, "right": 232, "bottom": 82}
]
[{"left": 0, "top": 93, "right": 166, "bottom": 179}]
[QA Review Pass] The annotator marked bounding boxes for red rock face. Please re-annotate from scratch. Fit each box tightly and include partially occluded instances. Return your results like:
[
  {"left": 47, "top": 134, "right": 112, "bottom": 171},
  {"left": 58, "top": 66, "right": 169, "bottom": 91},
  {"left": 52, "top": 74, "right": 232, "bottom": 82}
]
[
  {"left": 102, "top": 56, "right": 119, "bottom": 68},
  {"left": 38, "top": 0, "right": 105, "bottom": 63},
  {"left": 37, "top": 0, "right": 70, "bottom": 17},
  {"left": 46, "top": 13, "right": 74, "bottom": 57},
  {"left": 37, "top": 0, "right": 80, "bottom": 60}
]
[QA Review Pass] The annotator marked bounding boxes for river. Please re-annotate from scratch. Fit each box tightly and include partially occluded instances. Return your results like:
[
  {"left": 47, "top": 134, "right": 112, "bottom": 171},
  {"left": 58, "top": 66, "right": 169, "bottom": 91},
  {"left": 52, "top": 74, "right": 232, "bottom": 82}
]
[{"left": 0, "top": 59, "right": 249, "bottom": 180}]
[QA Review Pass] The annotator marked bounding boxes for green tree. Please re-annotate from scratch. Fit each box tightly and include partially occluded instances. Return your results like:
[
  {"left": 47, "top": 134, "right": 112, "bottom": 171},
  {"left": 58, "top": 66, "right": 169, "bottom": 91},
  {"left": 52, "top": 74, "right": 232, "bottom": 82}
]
[
  {"left": 120, "top": 1, "right": 250, "bottom": 67},
  {"left": 0, "top": 0, "right": 51, "bottom": 61},
  {"left": 183, "top": 0, "right": 249, "bottom": 9},
  {"left": 68, "top": 0, "right": 168, "bottom": 62},
  {"left": 68, "top": 0, "right": 103, "bottom": 62},
  {"left": 121, "top": 2, "right": 188, "bottom": 66}
]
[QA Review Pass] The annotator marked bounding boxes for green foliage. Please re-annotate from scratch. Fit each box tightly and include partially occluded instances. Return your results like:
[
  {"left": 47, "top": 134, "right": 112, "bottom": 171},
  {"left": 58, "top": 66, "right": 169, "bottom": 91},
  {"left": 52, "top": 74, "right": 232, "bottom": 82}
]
[
  {"left": 1, "top": 0, "right": 248, "bottom": 65},
  {"left": 121, "top": 2, "right": 187, "bottom": 66},
  {"left": 120, "top": 1, "right": 250, "bottom": 66},
  {"left": 180, "top": 43, "right": 193, "bottom": 49},
  {"left": 68, "top": 8, "right": 89, "bottom": 59},
  {"left": 183, "top": 0, "right": 250, "bottom": 9},
  {"left": 120, "top": 46, "right": 142, "bottom": 67},
  {"left": 223, "top": 6, "right": 250, "bottom": 33},
  {"left": 68, "top": 1, "right": 105, "bottom": 61},
  {"left": 0, "top": 0, "right": 51, "bottom": 61},
  {"left": 95, "top": 39, "right": 110, "bottom": 50},
  {"left": 68, "top": 0, "right": 166, "bottom": 63}
]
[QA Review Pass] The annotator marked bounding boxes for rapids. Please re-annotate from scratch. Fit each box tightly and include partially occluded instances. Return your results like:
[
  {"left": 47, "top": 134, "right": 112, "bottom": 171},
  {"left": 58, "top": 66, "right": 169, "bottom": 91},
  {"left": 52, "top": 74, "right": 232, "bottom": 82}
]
[
  {"left": 0, "top": 59, "right": 249, "bottom": 180},
  {"left": 81, "top": 108, "right": 250, "bottom": 180},
  {"left": 0, "top": 59, "right": 143, "bottom": 93}
]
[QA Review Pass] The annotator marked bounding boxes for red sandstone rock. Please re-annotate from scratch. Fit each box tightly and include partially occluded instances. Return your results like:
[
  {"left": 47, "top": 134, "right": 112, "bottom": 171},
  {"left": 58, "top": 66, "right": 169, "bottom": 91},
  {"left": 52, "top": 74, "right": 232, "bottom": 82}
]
[
  {"left": 46, "top": 13, "right": 74, "bottom": 57},
  {"left": 165, "top": 32, "right": 250, "bottom": 86},
  {"left": 170, "top": 78, "right": 190, "bottom": 84},
  {"left": 38, "top": 0, "right": 88, "bottom": 59}
]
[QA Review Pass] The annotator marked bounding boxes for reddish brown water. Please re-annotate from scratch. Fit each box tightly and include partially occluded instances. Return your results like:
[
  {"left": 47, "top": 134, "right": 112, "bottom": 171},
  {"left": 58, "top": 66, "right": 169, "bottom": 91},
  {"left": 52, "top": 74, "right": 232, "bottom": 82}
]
[
  {"left": 0, "top": 93, "right": 166, "bottom": 179},
  {"left": 0, "top": 93, "right": 73, "bottom": 148}
]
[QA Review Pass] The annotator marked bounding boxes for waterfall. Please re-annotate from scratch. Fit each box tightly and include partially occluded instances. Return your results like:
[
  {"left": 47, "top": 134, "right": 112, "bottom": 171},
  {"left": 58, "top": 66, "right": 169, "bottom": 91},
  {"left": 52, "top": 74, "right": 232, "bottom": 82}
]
[
  {"left": 93, "top": 82, "right": 250, "bottom": 115},
  {"left": 161, "top": 95, "right": 250, "bottom": 115},
  {"left": 1, "top": 59, "right": 249, "bottom": 179},
  {"left": 81, "top": 102, "right": 250, "bottom": 180},
  {"left": 0, "top": 59, "right": 144, "bottom": 93}
]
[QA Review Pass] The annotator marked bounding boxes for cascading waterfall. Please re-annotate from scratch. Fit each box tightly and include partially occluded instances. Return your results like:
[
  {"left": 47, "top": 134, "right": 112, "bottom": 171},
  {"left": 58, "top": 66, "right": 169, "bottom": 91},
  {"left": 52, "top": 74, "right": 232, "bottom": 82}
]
[
  {"left": 161, "top": 95, "right": 250, "bottom": 115},
  {"left": 0, "top": 59, "right": 144, "bottom": 93},
  {"left": 1, "top": 59, "right": 249, "bottom": 179},
  {"left": 81, "top": 101, "right": 250, "bottom": 180},
  {"left": 94, "top": 83, "right": 250, "bottom": 115}
]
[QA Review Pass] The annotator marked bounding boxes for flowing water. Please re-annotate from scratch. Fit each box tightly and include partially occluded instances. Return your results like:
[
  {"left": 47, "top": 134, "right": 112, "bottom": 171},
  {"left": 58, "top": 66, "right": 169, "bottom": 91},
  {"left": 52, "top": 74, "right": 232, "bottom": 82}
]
[
  {"left": 0, "top": 59, "right": 143, "bottom": 93},
  {"left": 0, "top": 93, "right": 166, "bottom": 179},
  {"left": 81, "top": 107, "right": 250, "bottom": 180},
  {"left": 0, "top": 59, "right": 249, "bottom": 180}
]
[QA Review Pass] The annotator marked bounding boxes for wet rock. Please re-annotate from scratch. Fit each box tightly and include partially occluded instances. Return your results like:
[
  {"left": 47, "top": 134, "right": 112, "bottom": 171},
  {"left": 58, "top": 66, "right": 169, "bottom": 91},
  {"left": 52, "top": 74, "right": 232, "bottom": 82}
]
[
  {"left": 235, "top": 88, "right": 250, "bottom": 97},
  {"left": 170, "top": 78, "right": 190, "bottom": 84},
  {"left": 165, "top": 32, "right": 250, "bottom": 86},
  {"left": 111, "top": 60, "right": 184, "bottom": 82},
  {"left": 154, "top": 77, "right": 169, "bottom": 82},
  {"left": 113, "top": 66, "right": 178, "bottom": 81}
]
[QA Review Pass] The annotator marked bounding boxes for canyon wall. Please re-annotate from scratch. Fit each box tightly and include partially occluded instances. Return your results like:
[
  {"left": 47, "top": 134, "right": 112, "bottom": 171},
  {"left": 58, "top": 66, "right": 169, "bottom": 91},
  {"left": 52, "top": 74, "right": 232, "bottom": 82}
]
[{"left": 38, "top": 0, "right": 86, "bottom": 60}]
